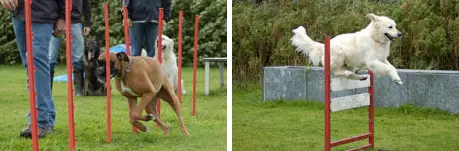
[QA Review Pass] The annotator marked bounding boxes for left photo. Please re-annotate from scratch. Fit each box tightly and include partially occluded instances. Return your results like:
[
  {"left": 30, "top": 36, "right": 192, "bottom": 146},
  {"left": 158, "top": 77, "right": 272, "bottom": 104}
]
[{"left": 0, "top": 0, "right": 227, "bottom": 150}]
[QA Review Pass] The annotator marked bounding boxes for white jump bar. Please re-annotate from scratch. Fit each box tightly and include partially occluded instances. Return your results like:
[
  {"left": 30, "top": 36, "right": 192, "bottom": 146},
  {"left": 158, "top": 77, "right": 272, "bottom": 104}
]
[
  {"left": 331, "top": 93, "right": 370, "bottom": 112},
  {"left": 331, "top": 75, "right": 371, "bottom": 92}
]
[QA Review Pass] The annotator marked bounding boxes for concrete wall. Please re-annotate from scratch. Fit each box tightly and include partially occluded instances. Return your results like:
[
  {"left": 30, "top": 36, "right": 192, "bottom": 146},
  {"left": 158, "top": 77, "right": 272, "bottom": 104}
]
[{"left": 263, "top": 66, "right": 459, "bottom": 113}]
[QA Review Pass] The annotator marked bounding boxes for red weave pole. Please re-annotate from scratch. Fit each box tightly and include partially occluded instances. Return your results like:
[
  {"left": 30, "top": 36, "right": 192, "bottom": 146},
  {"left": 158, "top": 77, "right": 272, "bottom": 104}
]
[
  {"left": 24, "top": 0, "right": 39, "bottom": 150},
  {"left": 122, "top": 7, "right": 131, "bottom": 56},
  {"left": 177, "top": 11, "right": 183, "bottom": 103},
  {"left": 157, "top": 8, "right": 164, "bottom": 126},
  {"left": 324, "top": 35, "right": 331, "bottom": 151},
  {"left": 65, "top": 0, "right": 76, "bottom": 149},
  {"left": 104, "top": 3, "right": 112, "bottom": 144},
  {"left": 369, "top": 70, "right": 375, "bottom": 148},
  {"left": 192, "top": 15, "right": 200, "bottom": 116},
  {"left": 122, "top": 5, "right": 137, "bottom": 134}
]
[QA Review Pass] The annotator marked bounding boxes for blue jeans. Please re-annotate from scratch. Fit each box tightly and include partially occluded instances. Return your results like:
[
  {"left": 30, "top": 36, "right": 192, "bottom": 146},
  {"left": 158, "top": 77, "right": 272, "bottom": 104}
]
[
  {"left": 49, "top": 23, "right": 84, "bottom": 72},
  {"left": 129, "top": 22, "right": 158, "bottom": 57},
  {"left": 12, "top": 18, "right": 55, "bottom": 128}
]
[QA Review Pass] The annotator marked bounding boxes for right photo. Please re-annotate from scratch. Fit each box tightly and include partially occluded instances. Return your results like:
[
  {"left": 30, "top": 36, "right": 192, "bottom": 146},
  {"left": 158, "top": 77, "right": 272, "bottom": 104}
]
[{"left": 232, "top": 0, "right": 459, "bottom": 151}]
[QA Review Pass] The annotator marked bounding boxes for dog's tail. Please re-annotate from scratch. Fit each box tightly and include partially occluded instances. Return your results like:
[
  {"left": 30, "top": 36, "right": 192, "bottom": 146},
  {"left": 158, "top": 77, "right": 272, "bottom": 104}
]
[{"left": 291, "top": 26, "right": 324, "bottom": 66}]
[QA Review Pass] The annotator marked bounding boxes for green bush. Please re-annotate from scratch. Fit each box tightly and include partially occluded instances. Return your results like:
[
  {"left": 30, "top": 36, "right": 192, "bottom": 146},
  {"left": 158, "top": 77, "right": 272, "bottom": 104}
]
[
  {"left": 233, "top": 0, "right": 459, "bottom": 85},
  {"left": 0, "top": 0, "right": 226, "bottom": 67}
]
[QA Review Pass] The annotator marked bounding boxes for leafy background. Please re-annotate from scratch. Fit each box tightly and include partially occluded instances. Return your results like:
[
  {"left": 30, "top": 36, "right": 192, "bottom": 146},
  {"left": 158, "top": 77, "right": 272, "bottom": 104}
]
[
  {"left": 233, "top": 0, "right": 459, "bottom": 85},
  {"left": 0, "top": 0, "right": 227, "bottom": 66}
]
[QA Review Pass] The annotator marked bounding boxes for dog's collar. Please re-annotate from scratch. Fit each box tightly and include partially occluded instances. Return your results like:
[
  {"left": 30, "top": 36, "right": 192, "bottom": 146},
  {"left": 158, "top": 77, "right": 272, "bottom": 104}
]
[
  {"left": 125, "top": 56, "right": 132, "bottom": 72},
  {"left": 120, "top": 56, "right": 133, "bottom": 78}
]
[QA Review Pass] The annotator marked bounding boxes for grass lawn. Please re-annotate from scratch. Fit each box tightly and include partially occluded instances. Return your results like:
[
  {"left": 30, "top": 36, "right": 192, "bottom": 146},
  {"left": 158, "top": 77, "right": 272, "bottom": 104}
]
[
  {"left": 233, "top": 86, "right": 459, "bottom": 151},
  {"left": 0, "top": 65, "right": 227, "bottom": 151}
]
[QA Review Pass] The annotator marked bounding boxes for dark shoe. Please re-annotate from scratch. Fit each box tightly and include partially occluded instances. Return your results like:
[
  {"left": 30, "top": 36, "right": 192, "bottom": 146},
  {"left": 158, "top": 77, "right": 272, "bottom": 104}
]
[
  {"left": 74, "top": 70, "right": 84, "bottom": 96},
  {"left": 50, "top": 71, "right": 55, "bottom": 90},
  {"left": 20, "top": 125, "right": 53, "bottom": 138}
]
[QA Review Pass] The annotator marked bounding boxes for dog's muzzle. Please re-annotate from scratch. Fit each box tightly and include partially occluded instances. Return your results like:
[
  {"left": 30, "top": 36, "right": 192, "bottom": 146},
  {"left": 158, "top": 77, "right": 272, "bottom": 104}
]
[
  {"left": 384, "top": 32, "right": 402, "bottom": 42},
  {"left": 95, "top": 61, "right": 118, "bottom": 83}
]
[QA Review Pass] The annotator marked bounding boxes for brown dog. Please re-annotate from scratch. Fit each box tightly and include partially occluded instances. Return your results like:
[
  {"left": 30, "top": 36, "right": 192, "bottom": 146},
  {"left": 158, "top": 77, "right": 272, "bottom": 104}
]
[{"left": 95, "top": 51, "right": 190, "bottom": 136}]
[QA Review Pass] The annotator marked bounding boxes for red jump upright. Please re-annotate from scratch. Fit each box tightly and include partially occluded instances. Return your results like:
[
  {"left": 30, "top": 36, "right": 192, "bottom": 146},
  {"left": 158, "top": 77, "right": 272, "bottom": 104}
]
[{"left": 323, "top": 36, "right": 375, "bottom": 151}]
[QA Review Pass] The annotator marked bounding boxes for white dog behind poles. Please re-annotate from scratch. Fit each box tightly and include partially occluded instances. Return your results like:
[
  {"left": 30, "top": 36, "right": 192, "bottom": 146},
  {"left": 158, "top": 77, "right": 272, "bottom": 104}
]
[
  {"left": 155, "top": 35, "right": 187, "bottom": 94},
  {"left": 291, "top": 13, "right": 403, "bottom": 85}
]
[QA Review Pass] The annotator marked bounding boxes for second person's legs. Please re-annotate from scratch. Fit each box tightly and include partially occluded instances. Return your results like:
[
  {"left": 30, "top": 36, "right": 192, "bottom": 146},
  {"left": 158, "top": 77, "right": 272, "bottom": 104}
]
[
  {"left": 145, "top": 22, "right": 158, "bottom": 57},
  {"left": 48, "top": 35, "right": 61, "bottom": 90},
  {"left": 71, "top": 23, "right": 85, "bottom": 96},
  {"left": 129, "top": 23, "right": 145, "bottom": 56}
]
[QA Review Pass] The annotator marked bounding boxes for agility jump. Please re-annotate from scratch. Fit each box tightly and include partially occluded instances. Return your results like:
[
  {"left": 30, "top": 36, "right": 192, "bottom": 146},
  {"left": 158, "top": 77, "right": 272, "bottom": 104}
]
[
  {"left": 323, "top": 35, "right": 375, "bottom": 151},
  {"left": 25, "top": 2, "right": 200, "bottom": 151}
]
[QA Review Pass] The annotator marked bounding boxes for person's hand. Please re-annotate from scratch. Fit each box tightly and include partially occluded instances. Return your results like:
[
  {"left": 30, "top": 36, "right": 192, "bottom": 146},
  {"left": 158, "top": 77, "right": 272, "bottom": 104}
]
[
  {"left": 53, "top": 19, "right": 66, "bottom": 37},
  {"left": 0, "top": 0, "right": 18, "bottom": 11},
  {"left": 162, "top": 20, "right": 166, "bottom": 27},
  {"left": 83, "top": 27, "right": 91, "bottom": 36},
  {"left": 124, "top": 18, "right": 132, "bottom": 27}
]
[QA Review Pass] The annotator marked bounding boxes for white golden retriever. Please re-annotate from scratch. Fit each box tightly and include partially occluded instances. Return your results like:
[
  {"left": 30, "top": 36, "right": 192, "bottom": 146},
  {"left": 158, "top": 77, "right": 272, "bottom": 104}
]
[
  {"left": 155, "top": 35, "right": 187, "bottom": 94},
  {"left": 291, "top": 14, "right": 403, "bottom": 85}
]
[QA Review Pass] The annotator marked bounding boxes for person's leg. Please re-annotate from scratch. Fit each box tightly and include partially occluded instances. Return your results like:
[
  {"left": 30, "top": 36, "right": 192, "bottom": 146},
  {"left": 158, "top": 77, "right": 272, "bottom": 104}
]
[
  {"left": 48, "top": 35, "right": 61, "bottom": 90},
  {"left": 31, "top": 22, "right": 55, "bottom": 129},
  {"left": 12, "top": 18, "right": 55, "bottom": 131},
  {"left": 47, "top": 35, "right": 60, "bottom": 127},
  {"left": 129, "top": 23, "right": 145, "bottom": 56},
  {"left": 145, "top": 22, "right": 158, "bottom": 57},
  {"left": 12, "top": 19, "right": 27, "bottom": 68},
  {"left": 71, "top": 23, "right": 85, "bottom": 96}
]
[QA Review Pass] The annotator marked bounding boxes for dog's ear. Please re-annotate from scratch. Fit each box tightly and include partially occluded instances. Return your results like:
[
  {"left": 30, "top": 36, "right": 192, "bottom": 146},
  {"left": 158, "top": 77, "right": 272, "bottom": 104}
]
[
  {"left": 116, "top": 52, "right": 129, "bottom": 62},
  {"left": 366, "top": 13, "right": 379, "bottom": 22}
]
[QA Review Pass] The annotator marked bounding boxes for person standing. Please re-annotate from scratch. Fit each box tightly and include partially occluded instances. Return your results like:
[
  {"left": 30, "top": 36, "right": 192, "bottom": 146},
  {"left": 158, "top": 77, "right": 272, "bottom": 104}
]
[
  {"left": 0, "top": 0, "right": 65, "bottom": 137},
  {"left": 123, "top": 0, "right": 172, "bottom": 57},
  {"left": 49, "top": 0, "right": 92, "bottom": 96}
]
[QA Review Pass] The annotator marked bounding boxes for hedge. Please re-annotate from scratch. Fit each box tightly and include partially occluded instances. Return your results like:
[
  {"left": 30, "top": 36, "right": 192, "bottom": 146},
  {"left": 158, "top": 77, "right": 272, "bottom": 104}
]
[{"left": 233, "top": 0, "right": 459, "bottom": 85}]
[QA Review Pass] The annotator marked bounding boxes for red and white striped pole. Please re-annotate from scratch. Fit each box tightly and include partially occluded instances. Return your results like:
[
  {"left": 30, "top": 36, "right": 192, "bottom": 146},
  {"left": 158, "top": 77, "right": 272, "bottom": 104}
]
[
  {"left": 192, "top": 15, "right": 200, "bottom": 116},
  {"left": 103, "top": 3, "right": 112, "bottom": 144},
  {"left": 65, "top": 0, "right": 76, "bottom": 149},
  {"left": 24, "top": 0, "right": 39, "bottom": 150}
]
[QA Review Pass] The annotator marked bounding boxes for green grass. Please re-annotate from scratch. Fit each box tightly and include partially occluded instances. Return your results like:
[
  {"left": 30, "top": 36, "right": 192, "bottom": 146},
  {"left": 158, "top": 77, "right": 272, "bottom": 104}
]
[
  {"left": 0, "top": 65, "right": 227, "bottom": 151},
  {"left": 233, "top": 86, "right": 459, "bottom": 151}
]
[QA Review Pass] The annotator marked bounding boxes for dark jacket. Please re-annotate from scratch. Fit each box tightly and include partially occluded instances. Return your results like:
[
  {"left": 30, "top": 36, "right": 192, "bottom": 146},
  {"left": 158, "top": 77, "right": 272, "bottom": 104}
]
[
  {"left": 13, "top": 0, "right": 65, "bottom": 24},
  {"left": 74, "top": 0, "right": 92, "bottom": 27},
  {"left": 123, "top": 0, "right": 172, "bottom": 22},
  {"left": 12, "top": 0, "right": 91, "bottom": 27}
]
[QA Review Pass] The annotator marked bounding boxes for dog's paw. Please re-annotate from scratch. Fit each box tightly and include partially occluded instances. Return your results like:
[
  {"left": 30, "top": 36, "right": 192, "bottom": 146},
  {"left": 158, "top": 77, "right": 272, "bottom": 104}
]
[
  {"left": 358, "top": 75, "right": 368, "bottom": 81},
  {"left": 164, "top": 126, "right": 169, "bottom": 136},
  {"left": 145, "top": 114, "right": 155, "bottom": 121},
  {"left": 395, "top": 80, "right": 403, "bottom": 85},
  {"left": 145, "top": 127, "right": 150, "bottom": 132}
]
